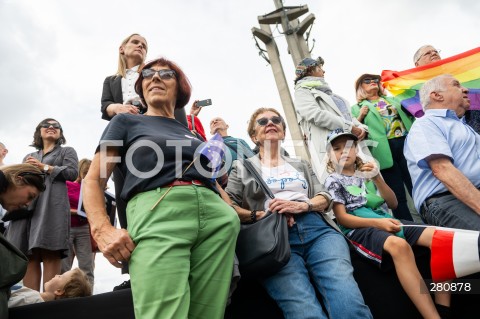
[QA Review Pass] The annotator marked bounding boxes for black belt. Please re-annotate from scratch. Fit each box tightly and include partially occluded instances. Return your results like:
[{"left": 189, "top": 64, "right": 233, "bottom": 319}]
[{"left": 424, "top": 191, "right": 452, "bottom": 206}]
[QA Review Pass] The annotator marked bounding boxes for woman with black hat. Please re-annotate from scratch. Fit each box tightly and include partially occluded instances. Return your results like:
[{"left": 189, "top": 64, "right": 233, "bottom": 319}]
[{"left": 351, "top": 74, "right": 415, "bottom": 221}]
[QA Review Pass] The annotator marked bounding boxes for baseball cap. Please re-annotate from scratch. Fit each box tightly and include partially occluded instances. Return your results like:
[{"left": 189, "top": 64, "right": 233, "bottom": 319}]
[{"left": 327, "top": 128, "right": 358, "bottom": 145}]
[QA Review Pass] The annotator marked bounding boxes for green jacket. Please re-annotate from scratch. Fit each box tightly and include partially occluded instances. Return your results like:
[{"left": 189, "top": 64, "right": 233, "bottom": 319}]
[{"left": 351, "top": 96, "right": 414, "bottom": 169}]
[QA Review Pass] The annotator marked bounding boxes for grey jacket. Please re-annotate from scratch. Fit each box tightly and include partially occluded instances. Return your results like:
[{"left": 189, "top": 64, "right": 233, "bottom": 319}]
[
  {"left": 294, "top": 77, "right": 368, "bottom": 182},
  {"left": 225, "top": 154, "right": 331, "bottom": 212}
]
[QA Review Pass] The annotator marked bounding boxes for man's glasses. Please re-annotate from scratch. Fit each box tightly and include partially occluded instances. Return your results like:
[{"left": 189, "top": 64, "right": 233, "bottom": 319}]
[
  {"left": 40, "top": 123, "right": 61, "bottom": 129},
  {"left": 416, "top": 49, "right": 441, "bottom": 63},
  {"left": 362, "top": 78, "right": 380, "bottom": 84},
  {"left": 256, "top": 116, "right": 283, "bottom": 126},
  {"left": 141, "top": 69, "right": 176, "bottom": 80}
]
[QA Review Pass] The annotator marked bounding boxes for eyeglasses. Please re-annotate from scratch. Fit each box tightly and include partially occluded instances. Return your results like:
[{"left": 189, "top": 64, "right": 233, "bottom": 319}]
[
  {"left": 362, "top": 78, "right": 380, "bottom": 84},
  {"left": 141, "top": 69, "right": 176, "bottom": 80},
  {"left": 40, "top": 123, "right": 61, "bottom": 129},
  {"left": 256, "top": 116, "right": 283, "bottom": 126},
  {"left": 416, "top": 49, "right": 441, "bottom": 63}
]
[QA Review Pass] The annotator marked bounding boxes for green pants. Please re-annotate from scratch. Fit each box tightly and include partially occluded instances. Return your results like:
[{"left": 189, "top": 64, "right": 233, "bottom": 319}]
[{"left": 127, "top": 185, "right": 240, "bottom": 319}]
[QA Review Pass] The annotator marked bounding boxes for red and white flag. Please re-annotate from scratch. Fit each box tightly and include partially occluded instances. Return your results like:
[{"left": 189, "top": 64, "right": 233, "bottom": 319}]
[{"left": 430, "top": 228, "right": 480, "bottom": 282}]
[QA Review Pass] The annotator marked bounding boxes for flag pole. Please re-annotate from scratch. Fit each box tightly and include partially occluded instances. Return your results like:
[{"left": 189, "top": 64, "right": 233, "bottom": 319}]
[{"left": 150, "top": 157, "right": 199, "bottom": 211}]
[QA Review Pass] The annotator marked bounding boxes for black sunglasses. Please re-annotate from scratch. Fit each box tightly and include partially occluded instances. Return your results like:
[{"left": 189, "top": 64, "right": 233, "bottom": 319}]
[
  {"left": 141, "top": 69, "right": 176, "bottom": 80},
  {"left": 256, "top": 116, "right": 283, "bottom": 126},
  {"left": 40, "top": 123, "right": 61, "bottom": 129},
  {"left": 362, "top": 78, "right": 380, "bottom": 84}
]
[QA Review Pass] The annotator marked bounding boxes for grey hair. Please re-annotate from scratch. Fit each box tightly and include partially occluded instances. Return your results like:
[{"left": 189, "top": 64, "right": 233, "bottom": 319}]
[
  {"left": 413, "top": 45, "right": 435, "bottom": 64},
  {"left": 419, "top": 74, "right": 452, "bottom": 110}
]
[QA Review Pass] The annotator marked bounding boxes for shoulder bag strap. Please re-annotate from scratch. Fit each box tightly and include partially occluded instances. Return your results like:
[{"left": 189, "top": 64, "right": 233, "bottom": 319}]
[{"left": 242, "top": 159, "right": 274, "bottom": 199}]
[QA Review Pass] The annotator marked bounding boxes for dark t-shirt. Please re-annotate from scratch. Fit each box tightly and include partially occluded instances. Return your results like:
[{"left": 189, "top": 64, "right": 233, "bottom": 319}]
[{"left": 99, "top": 114, "right": 216, "bottom": 202}]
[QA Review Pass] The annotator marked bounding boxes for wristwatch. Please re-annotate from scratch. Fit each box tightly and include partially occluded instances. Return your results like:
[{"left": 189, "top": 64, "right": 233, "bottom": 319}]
[{"left": 43, "top": 165, "right": 49, "bottom": 173}]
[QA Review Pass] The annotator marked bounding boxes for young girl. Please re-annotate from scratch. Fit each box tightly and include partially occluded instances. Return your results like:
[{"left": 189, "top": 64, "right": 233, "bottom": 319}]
[{"left": 324, "top": 128, "right": 450, "bottom": 319}]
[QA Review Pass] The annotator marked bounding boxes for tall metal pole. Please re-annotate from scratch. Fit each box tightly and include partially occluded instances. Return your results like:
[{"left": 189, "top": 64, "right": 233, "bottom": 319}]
[
  {"left": 252, "top": 1, "right": 315, "bottom": 161},
  {"left": 252, "top": 24, "right": 308, "bottom": 160}
]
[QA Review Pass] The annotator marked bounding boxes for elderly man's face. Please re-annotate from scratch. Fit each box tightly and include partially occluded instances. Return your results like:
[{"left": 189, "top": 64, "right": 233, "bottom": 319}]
[
  {"left": 210, "top": 117, "right": 228, "bottom": 135},
  {"left": 415, "top": 46, "right": 441, "bottom": 67},
  {"left": 440, "top": 76, "right": 470, "bottom": 117}
]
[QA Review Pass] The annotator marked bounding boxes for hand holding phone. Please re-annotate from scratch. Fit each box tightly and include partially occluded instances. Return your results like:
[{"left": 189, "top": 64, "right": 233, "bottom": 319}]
[{"left": 196, "top": 99, "right": 212, "bottom": 107}]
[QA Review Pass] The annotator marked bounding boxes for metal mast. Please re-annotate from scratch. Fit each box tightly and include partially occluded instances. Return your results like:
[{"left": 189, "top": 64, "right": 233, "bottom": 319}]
[{"left": 252, "top": 0, "right": 315, "bottom": 160}]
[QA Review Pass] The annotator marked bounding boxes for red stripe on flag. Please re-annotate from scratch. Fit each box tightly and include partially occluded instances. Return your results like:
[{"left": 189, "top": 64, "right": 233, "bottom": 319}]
[{"left": 431, "top": 229, "right": 456, "bottom": 282}]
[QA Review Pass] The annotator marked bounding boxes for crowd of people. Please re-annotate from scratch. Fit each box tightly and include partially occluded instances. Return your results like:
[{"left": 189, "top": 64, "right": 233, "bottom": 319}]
[{"left": 1, "top": 36, "right": 479, "bottom": 319}]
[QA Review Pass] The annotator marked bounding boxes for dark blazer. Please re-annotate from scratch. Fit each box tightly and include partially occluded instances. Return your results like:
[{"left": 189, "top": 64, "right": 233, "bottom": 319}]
[
  {"left": 100, "top": 75, "right": 188, "bottom": 126},
  {"left": 101, "top": 75, "right": 123, "bottom": 121}
]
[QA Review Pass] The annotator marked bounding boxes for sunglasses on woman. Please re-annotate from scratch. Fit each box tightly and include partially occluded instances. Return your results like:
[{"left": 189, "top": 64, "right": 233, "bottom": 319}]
[
  {"left": 141, "top": 69, "right": 177, "bottom": 80},
  {"left": 256, "top": 116, "right": 283, "bottom": 126},
  {"left": 40, "top": 123, "right": 61, "bottom": 129},
  {"left": 362, "top": 78, "right": 380, "bottom": 84}
]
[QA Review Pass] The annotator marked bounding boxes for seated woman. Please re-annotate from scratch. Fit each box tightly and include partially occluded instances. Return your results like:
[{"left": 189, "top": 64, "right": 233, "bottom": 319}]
[
  {"left": 84, "top": 57, "right": 239, "bottom": 319},
  {"left": 225, "top": 107, "right": 372, "bottom": 319}
]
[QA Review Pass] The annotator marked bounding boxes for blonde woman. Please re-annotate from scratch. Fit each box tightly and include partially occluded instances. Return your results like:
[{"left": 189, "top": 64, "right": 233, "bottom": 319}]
[{"left": 101, "top": 33, "right": 148, "bottom": 120}]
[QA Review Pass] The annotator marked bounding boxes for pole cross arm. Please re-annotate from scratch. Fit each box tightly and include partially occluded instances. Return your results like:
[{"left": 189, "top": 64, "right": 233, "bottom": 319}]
[
  {"left": 257, "top": 5, "right": 309, "bottom": 25},
  {"left": 296, "top": 13, "right": 315, "bottom": 36},
  {"left": 252, "top": 27, "right": 273, "bottom": 44}
]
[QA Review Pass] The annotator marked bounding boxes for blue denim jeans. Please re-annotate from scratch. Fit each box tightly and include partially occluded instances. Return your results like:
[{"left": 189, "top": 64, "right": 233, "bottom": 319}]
[
  {"left": 261, "top": 213, "right": 372, "bottom": 319},
  {"left": 422, "top": 194, "right": 480, "bottom": 231}
]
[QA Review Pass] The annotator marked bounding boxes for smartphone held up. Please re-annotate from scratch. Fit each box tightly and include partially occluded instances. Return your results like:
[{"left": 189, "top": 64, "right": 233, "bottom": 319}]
[{"left": 196, "top": 99, "right": 212, "bottom": 107}]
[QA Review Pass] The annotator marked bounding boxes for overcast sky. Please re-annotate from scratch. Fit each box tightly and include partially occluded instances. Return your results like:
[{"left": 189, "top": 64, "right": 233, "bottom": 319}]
[{"left": 2, "top": 0, "right": 480, "bottom": 293}]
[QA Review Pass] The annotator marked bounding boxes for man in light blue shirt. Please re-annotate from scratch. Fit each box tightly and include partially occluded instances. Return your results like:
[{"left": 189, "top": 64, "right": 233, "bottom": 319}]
[{"left": 404, "top": 74, "right": 480, "bottom": 230}]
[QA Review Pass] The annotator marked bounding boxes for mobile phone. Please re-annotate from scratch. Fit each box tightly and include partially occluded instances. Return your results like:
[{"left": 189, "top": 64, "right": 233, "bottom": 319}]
[{"left": 196, "top": 99, "right": 212, "bottom": 107}]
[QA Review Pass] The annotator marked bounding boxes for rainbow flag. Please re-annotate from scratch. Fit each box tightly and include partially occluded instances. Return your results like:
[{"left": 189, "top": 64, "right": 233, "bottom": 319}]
[{"left": 382, "top": 47, "right": 480, "bottom": 117}]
